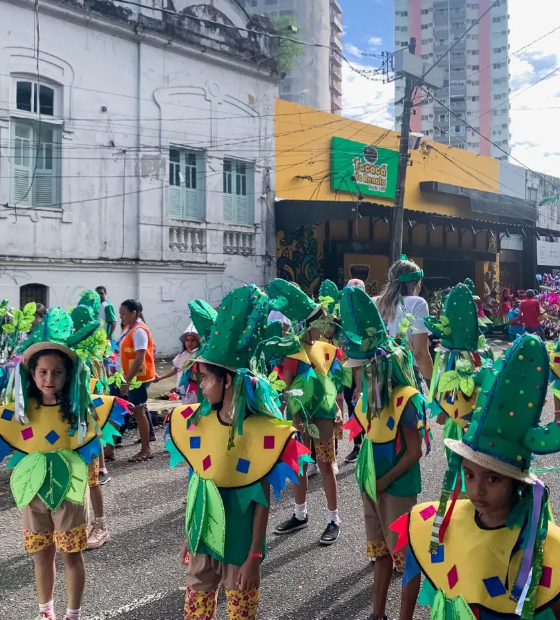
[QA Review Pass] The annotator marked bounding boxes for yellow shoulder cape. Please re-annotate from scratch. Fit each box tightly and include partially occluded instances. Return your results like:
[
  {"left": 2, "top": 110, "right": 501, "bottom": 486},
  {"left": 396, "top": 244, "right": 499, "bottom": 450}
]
[
  {"left": 355, "top": 385, "right": 419, "bottom": 444},
  {"left": 0, "top": 396, "right": 116, "bottom": 454},
  {"left": 169, "top": 404, "right": 296, "bottom": 488},
  {"left": 409, "top": 500, "right": 560, "bottom": 614},
  {"left": 436, "top": 388, "right": 479, "bottom": 429},
  {"left": 288, "top": 341, "right": 338, "bottom": 376}
]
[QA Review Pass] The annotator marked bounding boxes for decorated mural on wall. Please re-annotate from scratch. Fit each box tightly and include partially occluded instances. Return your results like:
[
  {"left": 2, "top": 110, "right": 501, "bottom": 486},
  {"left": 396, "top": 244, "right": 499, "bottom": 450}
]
[{"left": 276, "top": 225, "right": 324, "bottom": 295}]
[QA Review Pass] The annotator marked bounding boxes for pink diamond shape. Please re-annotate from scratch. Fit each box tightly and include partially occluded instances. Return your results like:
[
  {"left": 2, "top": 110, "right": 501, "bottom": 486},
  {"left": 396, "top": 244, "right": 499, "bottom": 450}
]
[
  {"left": 555, "top": 356, "right": 560, "bottom": 364},
  {"left": 419, "top": 505, "right": 437, "bottom": 521},
  {"left": 21, "top": 427, "right": 33, "bottom": 441},
  {"left": 325, "top": 353, "right": 330, "bottom": 361},
  {"left": 396, "top": 396, "right": 404, "bottom": 407},
  {"left": 181, "top": 406, "right": 194, "bottom": 419},
  {"left": 540, "top": 566, "right": 552, "bottom": 588},
  {"left": 447, "top": 565, "right": 458, "bottom": 589},
  {"left": 202, "top": 455, "right": 212, "bottom": 471},
  {"left": 263, "top": 436, "right": 275, "bottom": 449}
]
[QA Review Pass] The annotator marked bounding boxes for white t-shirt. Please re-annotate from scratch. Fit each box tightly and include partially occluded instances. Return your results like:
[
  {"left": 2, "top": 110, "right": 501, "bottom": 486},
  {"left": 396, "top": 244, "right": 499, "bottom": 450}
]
[
  {"left": 132, "top": 325, "right": 149, "bottom": 351},
  {"left": 268, "top": 310, "right": 292, "bottom": 326},
  {"left": 374, "top": 295, "right": 430, "bottom": 345}
]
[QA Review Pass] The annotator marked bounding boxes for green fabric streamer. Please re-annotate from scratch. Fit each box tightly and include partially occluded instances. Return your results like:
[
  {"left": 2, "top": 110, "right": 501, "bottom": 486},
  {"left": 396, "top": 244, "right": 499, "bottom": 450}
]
[
  {"left": 418, "top": 578, "right": 436, "bottom": 606},
  {"left": 428, "top": 350, "right": 442, "bottom": 404},
  {"left": 452, "top": 596, "right": 477, "bottom": 620},
  {"left": 188, "top": 476, "right": 207, "bottom": 554},
  {"left": 38, "top": 452, "right": 72, "bottom": 511},
  {"left": 59, "top": 449, "right": 88, "bottom": 505},
  {"left": 202, "top": 479, "right": 226, "bottom": 557},
  {"left": 355, "top": 439, "right": 376, "bottom": 502},
  {"left": 185, "top": 471, "right": 200, "bottom": 532},
  {"left": 430, "top": 588, "right": 446, "bottom": 620},
  {"left": 236, "top": 481, "right": 269, "bottom": 513},
  {"left": 10, "top": 452, "right": 47, "bottom": 509}
]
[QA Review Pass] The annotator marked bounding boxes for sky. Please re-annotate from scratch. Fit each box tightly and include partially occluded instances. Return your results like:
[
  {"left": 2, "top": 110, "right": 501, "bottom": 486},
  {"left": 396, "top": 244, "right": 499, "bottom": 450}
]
[{"left": 339, "top": 0, "right": 560, "bottom": 179}]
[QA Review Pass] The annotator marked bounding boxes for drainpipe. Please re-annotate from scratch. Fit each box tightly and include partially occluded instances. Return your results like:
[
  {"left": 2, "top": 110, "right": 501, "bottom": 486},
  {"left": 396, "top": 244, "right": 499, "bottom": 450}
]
[{"left": 136, "top": 32, "right": 142, "bottom": 299}]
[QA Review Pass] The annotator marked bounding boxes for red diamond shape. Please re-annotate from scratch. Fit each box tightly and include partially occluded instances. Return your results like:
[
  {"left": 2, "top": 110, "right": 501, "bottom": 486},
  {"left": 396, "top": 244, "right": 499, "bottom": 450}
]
[
  {"left": 202, "top": 455, "right": 212, "bottom": 471},
  {"left": 447, "top": 565, "right": 458, "bottom": 589},
  {"left": 396, "top": 396, "right": 404, "bottom": 408},
  {"left": 540, "top": 566, "right": 552, "bottom": 588},
  {"left": 263, "top": 436, "right": 275, "bottom": 449},
  {"left": 454, "top": 409, "right": 459, "bottom": 419},
  {"left": 21, "top": 427, "right": 34, "bottom": 441},
  {"left": 555, "top": 356, "right": 560, "bottom": 364},
  {"left": 181, "top": 406, "right": 194, "bottom": 419},
  {"left": 325, "top": 353, "right": 330, "bottom": 361},
  {"left": 311, "top": 363, "right": 316, "bottom": 369}
]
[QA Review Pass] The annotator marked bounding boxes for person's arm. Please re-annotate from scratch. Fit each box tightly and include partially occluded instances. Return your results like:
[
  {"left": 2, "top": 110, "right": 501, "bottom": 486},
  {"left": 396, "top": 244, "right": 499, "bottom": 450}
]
[
  {"left": 121, "top": 350, "right": 146, "bottom": 395},
  {"left": 153, "top": 368, "right": 178, "bottom": 383},
  {"left": 352, "top": 365, "right": 363, "bottom": 402},
  {"left": 236, "top": 481, "right": 271, "bottom": 592},
  {"left": 411, "top": 332, "right": 433, "bottom": 381},
  {"left": 377, "top": 417, "right": 422, "bottom": 495},
  {"left": 399, "top": 573, "right": 421, "bottom": 620},
  {"left": 104, "top": 303, "right": 118, "bottom": 340}
]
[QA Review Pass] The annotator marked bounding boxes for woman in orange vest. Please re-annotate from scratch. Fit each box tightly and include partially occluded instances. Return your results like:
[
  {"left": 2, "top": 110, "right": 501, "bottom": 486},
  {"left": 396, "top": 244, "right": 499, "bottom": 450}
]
[{"left": 118, "top": 299, "right": 156, "bottom": 462}]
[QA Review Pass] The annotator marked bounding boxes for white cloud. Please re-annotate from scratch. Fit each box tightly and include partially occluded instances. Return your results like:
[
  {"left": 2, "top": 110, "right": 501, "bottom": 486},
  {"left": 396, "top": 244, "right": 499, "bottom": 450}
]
[
  {"left": 341, "top": 58, "right": 396, "bottom": 129},
  {"left": 507, "top": 0, "right": 560, "bottom": 176},
  {"left": 368, "top": 36, "right": 383, "bottom": 47},
  {"left": 345, "top": 44, "right": 365, "bottom": 59}
]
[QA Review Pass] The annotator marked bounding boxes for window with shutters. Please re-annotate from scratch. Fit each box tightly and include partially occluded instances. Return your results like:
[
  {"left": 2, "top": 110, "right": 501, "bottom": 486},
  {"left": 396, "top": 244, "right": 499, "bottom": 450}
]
[
  {"left": 168, "top": 148, "right": 205, "bottom": 221},
  {"left": 10, "top": 79, "right": 61, "bottom": 208},
  {"left": 223, "top": 159, "right": 254, "bottom": 225},
  {"left": 20, "top": 283, "right": 49, "bottom": 309}
]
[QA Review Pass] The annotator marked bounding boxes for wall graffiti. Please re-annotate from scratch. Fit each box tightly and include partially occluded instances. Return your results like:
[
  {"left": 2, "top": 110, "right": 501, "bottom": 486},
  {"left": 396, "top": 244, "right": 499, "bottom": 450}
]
[{"left": 276, "top": 225, "right": 324, "bottom": 295}]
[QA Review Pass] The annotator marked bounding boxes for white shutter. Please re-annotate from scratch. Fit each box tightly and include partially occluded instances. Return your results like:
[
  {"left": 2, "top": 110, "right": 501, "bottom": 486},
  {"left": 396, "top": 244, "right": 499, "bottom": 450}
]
[
  {"left": 168, "top": 185, "right": 183, "bottom": 219},
  {"left": 34, "top": 172, "right": 55, "bottom": 207},
  {"left": 12, "top": 121, "right": 31, "bottom": 205},
  {"left": 184, "top": 187, "right": 199, "bottom": 220},
  {"left": 223, "top": 193, "right": 234, "bottom": 222},
  {"left": 235, "top": 193, "right": 248, "bottom": 225}
]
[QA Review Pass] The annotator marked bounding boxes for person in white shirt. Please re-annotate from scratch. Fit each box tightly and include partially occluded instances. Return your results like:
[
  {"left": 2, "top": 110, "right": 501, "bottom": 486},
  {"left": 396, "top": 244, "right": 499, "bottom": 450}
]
[{"left": 374, "top": 257, "right": 433, "bottom": 386}]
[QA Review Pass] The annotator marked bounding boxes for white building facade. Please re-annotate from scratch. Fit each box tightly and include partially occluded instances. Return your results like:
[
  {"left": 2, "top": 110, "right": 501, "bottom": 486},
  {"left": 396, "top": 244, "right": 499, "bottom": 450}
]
[{"left": 0, "top": 0, "right": 279, "bottom": 355}]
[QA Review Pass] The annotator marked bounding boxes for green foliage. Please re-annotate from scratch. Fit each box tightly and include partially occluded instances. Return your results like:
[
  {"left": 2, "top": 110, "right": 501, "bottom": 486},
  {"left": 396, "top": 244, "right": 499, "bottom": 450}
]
[
  {"left": 267, "top": 370, "right": 287, "bottom": 392},
  {"left": 268, "top": 14, "right": 303, "bottom": 74}
]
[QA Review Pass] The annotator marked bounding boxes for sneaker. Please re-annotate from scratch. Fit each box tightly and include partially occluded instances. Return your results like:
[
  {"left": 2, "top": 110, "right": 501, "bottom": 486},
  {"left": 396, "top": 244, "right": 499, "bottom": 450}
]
[
  {"left": 319, "top": 521, "right": 340, "bottom": 545},
  {"left": 98, "top": 471, "right": 111, "bottom": 485},
  {"left": 307, "top": 463, "right": 319, "bottom": 477},
  {"left": 34, "top": 615, "right": 55, "bottom": 620},
  {"left": 333, "top": 462, "right": 339, "bottom": 476},
  {"left": 87, "top": 525, "right": 110, "bottom": 549},
  {"left": 274, "top": 514, "right": 309, "bottom": 535},
  {"left": 345, "top": 445, "right": 360, "bottom": 463},
  {"left": 368, "top": 615, "right": 387, "bottom": 620}
]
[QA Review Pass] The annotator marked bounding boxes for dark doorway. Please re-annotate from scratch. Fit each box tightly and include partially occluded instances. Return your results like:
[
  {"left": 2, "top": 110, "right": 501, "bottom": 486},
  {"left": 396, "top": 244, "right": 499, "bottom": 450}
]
[
  {"left": 20, "top": 283, "right": 49, "bottom": 309},
  {"left": 422, "top": 259, "right": 476, "bottom": 291}
]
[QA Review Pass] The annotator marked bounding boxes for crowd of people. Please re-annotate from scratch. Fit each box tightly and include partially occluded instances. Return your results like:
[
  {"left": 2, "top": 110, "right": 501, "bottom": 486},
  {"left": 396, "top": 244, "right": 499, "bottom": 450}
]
[{"left": 1, "top": 258, "right": 560, "bottom": 620}]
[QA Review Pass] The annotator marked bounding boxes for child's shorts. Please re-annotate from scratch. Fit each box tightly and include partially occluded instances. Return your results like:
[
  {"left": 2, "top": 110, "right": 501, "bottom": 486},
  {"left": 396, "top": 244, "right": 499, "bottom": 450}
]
[
  {"left": 88, "top": 456, "right": 100, "bottom": 488},
  {"left": 22, "top": 495, "right": 88, "bottom": 553},
  {"left": 363, "top": 491, "right": 417, "bottom": 573}
]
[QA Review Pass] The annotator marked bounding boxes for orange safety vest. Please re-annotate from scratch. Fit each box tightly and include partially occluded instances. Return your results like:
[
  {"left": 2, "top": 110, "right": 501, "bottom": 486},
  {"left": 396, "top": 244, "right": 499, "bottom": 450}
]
[{"left": 120, "top": 322, "right": 155, "bottom": 383}]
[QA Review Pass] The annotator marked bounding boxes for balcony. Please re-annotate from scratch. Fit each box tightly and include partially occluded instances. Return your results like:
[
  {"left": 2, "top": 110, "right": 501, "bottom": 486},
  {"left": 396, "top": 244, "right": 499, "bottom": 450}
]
[
  {"left": 331, "top": 12, "right": 343, "bottom": 33},
  {"left": 223, "top": 230, "right": 255, "bottom": 256},
  {"left": 169, "top": 225, "right": 207, "bottom": 253},
  {"left": 331, "top": 35, "right": 343, "bottom": 52}
]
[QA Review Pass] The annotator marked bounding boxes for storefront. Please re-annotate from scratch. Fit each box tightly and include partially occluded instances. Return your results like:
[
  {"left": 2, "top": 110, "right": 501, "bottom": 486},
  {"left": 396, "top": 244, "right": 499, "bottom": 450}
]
[{"left": 274, "top": 100, "right": 550, "bottom": 295}]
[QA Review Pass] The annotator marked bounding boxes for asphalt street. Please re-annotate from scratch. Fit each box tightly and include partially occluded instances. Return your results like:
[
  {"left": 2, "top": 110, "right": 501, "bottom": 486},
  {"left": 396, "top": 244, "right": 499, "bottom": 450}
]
[{"left": 3, "top": 349, "right": 560, "bottom": 620}]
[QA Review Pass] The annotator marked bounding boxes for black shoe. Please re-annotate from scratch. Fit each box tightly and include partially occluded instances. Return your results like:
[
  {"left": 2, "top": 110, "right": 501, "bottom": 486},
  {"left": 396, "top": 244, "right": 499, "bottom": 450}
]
[
  {"left": 345, "top": 445, "right": 360, "bottom": 463},
  {"left": 274, "top": 514, "right": 309, "bottom": 535},
  {"left": 98, "top": 471, "right": 111, "bottom": 485},
  {"left": 319, "top": 521, "right": 340, "bottom": 545},
  {"left": 368, "top": 615, "right": 387, "bottom": 620}
]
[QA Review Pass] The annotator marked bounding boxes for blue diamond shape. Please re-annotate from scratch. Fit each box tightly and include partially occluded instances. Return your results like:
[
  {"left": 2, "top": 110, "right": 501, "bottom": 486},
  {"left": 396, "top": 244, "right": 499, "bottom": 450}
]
[
  {"left": 386, "top": 416, "right": 395, "bottom": 431},
  {"left": 236, "top": 458, "right": 250, "bottom": 474},
  {"left": 483, "top": 576, "right": 507, "bottom": 598},
  {"left": 1, "top": 408, "right": 14, "bottom": 422},
  {"left": 45, "top": 430, "right": 60, "bottom": 445},
  {"left": 431, "top": 545, "right": 445, "bottom": 564},
  {"left": 189, "top": 436, "right": 201, "bottom": 449},
  {"left": 92, "top": 397, "right": 104, "bottom": 408}
]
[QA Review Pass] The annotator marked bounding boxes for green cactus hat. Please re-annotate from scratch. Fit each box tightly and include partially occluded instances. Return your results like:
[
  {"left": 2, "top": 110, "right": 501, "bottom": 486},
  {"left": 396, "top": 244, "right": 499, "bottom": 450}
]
[
  {"left": 424, "top": 283, "right": 479, "bottom": 351},
  {"left": 319, "top": 279, "right": 339, "bottom": 316},
  {"left": 19, "top": 307, "right": 77, "bottom": 367},
  {"left": 77, "top": 290, "right": 101, "bottom": 318},
  {"left": 196, "top": 284, "right": 269, "bottom": 371},
  {"left": 68, "top": 305, "right": 101, "bottom": 349},
  {"left": 339, "top": 285, "right": 388, "bottom": 360},
  {"left": 445, "top": 333, "right": 552, "bottom": 483},
  {"left": 268, "top": 278, "right": 318, "bottom": 324},
  {"left": 188, "top": 299, "right": 218, "bottom": 342}
]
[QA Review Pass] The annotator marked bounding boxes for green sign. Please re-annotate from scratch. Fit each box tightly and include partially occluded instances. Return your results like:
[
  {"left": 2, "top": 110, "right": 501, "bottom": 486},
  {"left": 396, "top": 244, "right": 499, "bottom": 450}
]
[{"left": 330, "top": 137, "right": 398, "bottom": 200}]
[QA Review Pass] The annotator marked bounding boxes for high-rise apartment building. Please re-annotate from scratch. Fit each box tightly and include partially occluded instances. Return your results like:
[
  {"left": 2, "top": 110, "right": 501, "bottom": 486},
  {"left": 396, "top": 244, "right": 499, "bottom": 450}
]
[
  {"left": 394, "top": 0, "right": 510, "bottom": 160},
  {"left": 249, "top": 0, "right": 342, "bottom": 113}
]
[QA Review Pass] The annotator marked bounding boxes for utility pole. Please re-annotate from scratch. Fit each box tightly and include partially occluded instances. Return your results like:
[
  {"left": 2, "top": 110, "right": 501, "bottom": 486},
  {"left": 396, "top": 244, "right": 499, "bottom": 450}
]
[{"left": 389, "top": 37, "right": 416, "bottom": 265}]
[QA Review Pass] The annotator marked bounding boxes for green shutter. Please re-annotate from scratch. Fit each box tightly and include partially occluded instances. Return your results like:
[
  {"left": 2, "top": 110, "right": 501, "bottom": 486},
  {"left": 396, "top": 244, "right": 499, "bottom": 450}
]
[
  {"left": 184, "top": 187, "right": 199, "bottom": 220},
  {"left": 168, "top": 185, "right": 182, "bottom": 219},
  {"left": 12, "top": 121, "right": 32, "bottom": 205}
]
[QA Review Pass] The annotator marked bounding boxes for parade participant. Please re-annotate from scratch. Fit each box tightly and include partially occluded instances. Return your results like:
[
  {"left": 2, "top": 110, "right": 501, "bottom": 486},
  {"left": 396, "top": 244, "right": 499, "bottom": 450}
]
[
  {"left": 0, "top": 308, "right": 127, "bottom": 620},
  {"left": 118, "top": 299, "right": 156, "bottom": 463},
  {"left": 424, "top": 283, "right": 482, "bottom": 458},
  {"left": 95, "top": 286, "right": 117, "bottom": 341},
  {"left": 520, "top": 290, "right": 546, "bottom": 340},
  {"left": 269, "top": 279, "right": 343, "bottom": 545},
  {"left": 33, "top": 303, "right": 48, "bottom": 327},
  {"left": 397, "top": 333, "right": 560, "bottom": 620},
  {"left": 165, "top": 285, "right": 310, "bottom": 620},
  {"left": 374, "top": 256, "right": 433, "bottom": 388},
  {"left": 338, "top": 285, "right": 429, "bottom": 620},
  {"left": 509, "top": 300, "right": 525, "bottom": 341},
  {"left": 154, "top": 322, "right": 201, "bottom": 404}
]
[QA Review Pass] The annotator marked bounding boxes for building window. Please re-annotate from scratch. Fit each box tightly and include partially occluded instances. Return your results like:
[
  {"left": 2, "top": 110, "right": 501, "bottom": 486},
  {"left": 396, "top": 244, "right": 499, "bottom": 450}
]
[
  {"left": 20, "top": 283, "right": 49, "bottom": 309},
  {"left": 16, "top": 81, "right": 55, "bottom": 116},
  {"left": 421, "top": 8, "right": 429, "bottom": 14},
  {"left": 223, "top": 159, "right": 254, "bottom": 225},
  {"left": 168, "top": 148, "right": 205, "bottom": 220},
  {"left": 421, "top": 24, "right": 429, "bottom": 30}
]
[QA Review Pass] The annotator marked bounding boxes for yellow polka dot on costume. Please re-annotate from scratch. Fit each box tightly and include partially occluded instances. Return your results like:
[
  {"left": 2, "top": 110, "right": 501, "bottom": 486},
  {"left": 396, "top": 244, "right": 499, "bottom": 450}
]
[
  {"left": 519, "top": 355, "right": 524, "bottom": 361},
  {"left": 528, "top": 403, "right": 534, "bottom": 408},
  {"left": 517, "top": 455, "right": 523, "bottom": 461}
]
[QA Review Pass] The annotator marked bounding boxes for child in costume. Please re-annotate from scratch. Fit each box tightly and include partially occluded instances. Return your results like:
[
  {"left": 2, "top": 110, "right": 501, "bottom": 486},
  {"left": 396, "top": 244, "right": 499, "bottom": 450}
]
[
  {"left": 165, "top": 285, "right": 311, "bottom": 620},
  {"left": 0, "top": 308, "right": 127, "bottom": 620},
  {"left": 338, "top": 285, "right": 429, "bottom": 620},
  {"left": 397, "top": 333, "right": 560, "bottom": 620},
  {"left": 268, "top": 278, "right": 343, "bottom": 545}
]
